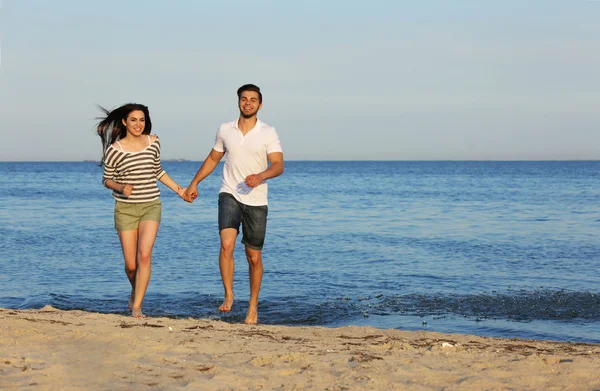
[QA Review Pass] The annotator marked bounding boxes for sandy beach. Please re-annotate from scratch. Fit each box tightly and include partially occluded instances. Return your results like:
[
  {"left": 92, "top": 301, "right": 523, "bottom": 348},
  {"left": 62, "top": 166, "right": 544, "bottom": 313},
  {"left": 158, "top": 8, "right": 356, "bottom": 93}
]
[{"left": 1, "top": 307, "right": 599, "bottom": 390}]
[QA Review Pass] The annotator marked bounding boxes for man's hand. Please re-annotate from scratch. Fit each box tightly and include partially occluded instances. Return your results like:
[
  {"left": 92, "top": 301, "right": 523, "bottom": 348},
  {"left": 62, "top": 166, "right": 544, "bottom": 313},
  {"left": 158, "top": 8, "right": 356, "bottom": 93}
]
[{"left": 245, "top": 174, "right": 263, "bottom": 188}]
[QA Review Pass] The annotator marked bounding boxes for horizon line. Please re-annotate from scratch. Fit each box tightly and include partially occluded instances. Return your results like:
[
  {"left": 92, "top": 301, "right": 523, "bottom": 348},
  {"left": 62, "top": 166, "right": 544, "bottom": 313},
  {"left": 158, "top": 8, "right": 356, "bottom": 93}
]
[{"left": 1, "top": 159, "right": 599, "bottom": 163}]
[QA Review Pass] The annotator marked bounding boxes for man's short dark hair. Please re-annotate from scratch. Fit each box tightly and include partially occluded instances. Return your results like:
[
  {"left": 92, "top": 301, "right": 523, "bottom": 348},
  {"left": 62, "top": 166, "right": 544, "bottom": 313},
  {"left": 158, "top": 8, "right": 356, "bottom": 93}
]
[{"left": 237, "top": 84, "right": 262, "bottom": 103}]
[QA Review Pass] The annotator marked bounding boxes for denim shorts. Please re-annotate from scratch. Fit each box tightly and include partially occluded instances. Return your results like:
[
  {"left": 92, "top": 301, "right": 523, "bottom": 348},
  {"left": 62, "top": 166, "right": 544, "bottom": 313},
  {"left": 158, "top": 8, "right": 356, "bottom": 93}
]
[
  {"left": 218, "top": 192, "right": 268, "bottom": 250},
  {"left": 114, "top": 199, "right": 162, "bottom": 231}
]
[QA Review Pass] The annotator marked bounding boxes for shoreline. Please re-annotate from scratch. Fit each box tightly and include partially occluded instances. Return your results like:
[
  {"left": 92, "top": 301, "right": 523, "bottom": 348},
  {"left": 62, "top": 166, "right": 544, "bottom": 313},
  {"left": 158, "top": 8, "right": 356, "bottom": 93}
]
[{"left": 2, "top": 307, "right": 599, "bottom": 390}]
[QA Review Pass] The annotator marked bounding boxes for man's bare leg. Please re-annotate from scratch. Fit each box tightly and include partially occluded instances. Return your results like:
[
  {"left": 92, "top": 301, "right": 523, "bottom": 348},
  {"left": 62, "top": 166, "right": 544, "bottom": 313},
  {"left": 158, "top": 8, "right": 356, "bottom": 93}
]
[
  {"left": 244, "top": 247, "right": 263, "bottom": 324},
  {"left": 218, "top": 228, "right": 237, "bottom": 312}
]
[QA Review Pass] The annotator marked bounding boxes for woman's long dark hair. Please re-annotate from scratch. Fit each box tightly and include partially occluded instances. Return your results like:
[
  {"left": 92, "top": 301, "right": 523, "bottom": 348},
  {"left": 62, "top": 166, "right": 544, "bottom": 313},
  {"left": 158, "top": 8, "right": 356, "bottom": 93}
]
[{"left": 95, "top": 103, "right": 152, "bottom": 165}]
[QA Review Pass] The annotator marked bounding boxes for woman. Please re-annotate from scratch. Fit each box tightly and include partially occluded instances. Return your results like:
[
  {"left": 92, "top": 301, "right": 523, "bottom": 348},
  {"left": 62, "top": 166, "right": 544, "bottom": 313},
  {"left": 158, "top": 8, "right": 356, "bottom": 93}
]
[{"left": 96, "top": 103, "right": 185, "bottom": 318}]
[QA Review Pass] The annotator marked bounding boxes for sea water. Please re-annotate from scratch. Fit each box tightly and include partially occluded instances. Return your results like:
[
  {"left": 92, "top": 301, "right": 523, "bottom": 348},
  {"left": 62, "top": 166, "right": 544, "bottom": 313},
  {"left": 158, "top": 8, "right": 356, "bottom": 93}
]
[{"left": 1, "top": 161, "right": 598, "bottom": 343}]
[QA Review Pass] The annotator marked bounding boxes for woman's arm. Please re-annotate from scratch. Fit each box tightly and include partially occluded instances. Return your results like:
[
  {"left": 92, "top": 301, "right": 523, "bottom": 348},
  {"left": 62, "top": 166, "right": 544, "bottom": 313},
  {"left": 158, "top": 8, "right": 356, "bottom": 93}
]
[
  {"left": 103, "top": 179, "right": 133, "bottom": 197},
  {"left": 159, "top": 173, "right": 186, "bottom": 198}
]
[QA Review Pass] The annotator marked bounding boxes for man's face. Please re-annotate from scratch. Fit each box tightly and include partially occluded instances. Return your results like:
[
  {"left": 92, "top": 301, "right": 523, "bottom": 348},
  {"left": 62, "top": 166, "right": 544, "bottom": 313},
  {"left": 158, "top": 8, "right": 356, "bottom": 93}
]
[{"left": 238, "top": 91, "right": 262, "bottom": 118}]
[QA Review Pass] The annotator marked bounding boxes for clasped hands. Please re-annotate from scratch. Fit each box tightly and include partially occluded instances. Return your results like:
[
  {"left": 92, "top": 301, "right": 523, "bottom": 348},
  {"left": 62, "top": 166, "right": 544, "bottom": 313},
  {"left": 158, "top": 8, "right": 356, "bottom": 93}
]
[
  {"left": 182, "top": 187, "right": 198, "bottom": 203},
  {"left": 182, "top": 174, "right": 264, "bottom": 204}
]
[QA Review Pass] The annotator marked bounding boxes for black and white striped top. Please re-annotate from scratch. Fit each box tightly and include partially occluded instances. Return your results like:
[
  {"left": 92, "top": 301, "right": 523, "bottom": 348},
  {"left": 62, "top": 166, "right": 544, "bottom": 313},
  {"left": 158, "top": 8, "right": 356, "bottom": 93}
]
[{"left": 102, "top": 136, "right": 166, "bottom": 203}]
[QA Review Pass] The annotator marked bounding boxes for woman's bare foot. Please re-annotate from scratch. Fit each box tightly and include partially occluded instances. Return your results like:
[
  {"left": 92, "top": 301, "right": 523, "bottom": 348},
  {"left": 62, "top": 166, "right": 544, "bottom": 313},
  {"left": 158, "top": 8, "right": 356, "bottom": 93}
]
[
  {"left": 244, "top": 306, "right": 258, "bottom": 325},
  {"left": 218, "top": 295, "right": 234, "bottom": 313},
  {"left": 131, "top": 307, "right": 146, "bottom": 318}
]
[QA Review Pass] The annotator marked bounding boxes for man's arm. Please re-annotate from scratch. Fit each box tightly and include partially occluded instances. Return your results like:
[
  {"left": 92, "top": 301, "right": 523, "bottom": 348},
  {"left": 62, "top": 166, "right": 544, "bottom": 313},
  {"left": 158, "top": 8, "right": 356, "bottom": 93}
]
[
  {"left": 245, "top": 152, "right": 284, "bottom": 188},
  {"left": 183, "top": 149, "right": 225, "bottom": 202}
]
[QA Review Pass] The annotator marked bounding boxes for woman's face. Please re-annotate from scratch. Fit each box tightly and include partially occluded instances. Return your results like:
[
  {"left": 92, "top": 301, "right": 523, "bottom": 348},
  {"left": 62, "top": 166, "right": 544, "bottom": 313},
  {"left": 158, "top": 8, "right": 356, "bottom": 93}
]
[{"left": 122, "top": 110, "right": 145, "bottom": 137}]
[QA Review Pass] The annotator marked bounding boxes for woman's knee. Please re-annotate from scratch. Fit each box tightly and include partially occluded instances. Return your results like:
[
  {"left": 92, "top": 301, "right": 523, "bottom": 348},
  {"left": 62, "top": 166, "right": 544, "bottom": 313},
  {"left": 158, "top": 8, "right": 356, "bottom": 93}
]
[
  {"left": 137, "top": 251, "right": 153, "bottom": 266},
  {"left": 124, "top": 264, "right": 136, "bottom": 274}
]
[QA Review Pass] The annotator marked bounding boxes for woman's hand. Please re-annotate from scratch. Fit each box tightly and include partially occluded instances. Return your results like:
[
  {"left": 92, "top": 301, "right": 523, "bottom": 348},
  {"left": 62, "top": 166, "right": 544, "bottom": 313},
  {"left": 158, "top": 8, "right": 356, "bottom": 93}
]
[{"left": 121, "top": 184, "right": 134, "bottom": 197}]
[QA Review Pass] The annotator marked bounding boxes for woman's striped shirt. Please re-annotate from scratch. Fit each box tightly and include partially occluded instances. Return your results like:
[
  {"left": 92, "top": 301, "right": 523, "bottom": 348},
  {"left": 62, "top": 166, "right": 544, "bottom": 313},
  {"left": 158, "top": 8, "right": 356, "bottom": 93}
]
[{"left": 102, "top": 136, "right": 166, "bottom": 203}]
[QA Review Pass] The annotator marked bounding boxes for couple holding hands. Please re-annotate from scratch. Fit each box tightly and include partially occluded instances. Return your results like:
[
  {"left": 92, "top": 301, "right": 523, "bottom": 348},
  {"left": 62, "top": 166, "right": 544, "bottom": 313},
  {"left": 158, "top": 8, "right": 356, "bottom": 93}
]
[{"left": 96, "top": 84, "right": 284, "bottom": 324}]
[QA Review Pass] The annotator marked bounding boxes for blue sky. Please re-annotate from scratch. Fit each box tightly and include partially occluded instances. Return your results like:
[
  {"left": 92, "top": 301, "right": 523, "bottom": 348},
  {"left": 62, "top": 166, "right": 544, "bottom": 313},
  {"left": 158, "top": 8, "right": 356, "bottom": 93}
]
[{"left": 0, "top": 0, "right": 598, "bottom": 161}]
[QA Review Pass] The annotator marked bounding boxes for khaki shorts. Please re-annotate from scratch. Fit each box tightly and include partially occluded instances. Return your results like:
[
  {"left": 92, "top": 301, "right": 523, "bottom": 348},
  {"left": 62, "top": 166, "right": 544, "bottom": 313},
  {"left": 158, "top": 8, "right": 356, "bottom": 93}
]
[{"left": 114, "top": 199, "right": 162, "bottom": 231}]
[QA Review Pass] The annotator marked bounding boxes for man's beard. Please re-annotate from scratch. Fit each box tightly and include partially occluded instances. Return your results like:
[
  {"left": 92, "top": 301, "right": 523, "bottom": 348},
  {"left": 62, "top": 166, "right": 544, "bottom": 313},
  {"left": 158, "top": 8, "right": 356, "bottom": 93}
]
[{"left": 240, "top": 108, "right": 258, "bottom": 119}]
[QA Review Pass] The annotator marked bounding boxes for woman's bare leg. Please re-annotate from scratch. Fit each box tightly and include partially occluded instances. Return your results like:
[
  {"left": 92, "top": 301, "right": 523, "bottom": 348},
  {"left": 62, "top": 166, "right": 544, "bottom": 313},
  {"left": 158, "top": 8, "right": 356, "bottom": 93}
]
[
  {"left": 117, "top": 230, "right": 139, "bottom": 311},
  {"left": 130, "top": 220, "right": 160, "bottom": 318}
]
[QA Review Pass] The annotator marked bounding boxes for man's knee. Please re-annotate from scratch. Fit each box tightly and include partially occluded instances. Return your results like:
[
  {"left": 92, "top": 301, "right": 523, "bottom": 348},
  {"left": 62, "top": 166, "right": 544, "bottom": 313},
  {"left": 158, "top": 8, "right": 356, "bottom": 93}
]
[
  {"left": 220, "top": 240, "right": 236, "bottom": 255},
  {"left": 245, "top": 251, "right": 262, "bottom": 267}
]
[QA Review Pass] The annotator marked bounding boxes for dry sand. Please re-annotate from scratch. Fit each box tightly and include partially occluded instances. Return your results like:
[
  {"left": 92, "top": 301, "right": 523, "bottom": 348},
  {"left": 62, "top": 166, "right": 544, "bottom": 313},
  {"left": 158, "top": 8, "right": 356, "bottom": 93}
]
[{"left": 1, "top": 306, "right": 599, "bottom": 390}]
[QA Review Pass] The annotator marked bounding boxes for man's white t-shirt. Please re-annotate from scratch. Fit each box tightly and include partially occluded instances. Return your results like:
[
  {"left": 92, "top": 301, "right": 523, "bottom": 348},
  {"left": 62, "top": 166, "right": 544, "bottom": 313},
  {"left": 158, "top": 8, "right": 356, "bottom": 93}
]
[{"left": 213, "top": 119, "right": 283, "bottom": 206}]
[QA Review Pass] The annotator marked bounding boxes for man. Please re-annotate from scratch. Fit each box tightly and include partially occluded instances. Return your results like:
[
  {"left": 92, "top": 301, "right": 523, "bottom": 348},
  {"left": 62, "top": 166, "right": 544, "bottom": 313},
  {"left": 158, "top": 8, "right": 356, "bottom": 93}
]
[{"left": 184, "top": 84, "right": 284, "bottom": 324}]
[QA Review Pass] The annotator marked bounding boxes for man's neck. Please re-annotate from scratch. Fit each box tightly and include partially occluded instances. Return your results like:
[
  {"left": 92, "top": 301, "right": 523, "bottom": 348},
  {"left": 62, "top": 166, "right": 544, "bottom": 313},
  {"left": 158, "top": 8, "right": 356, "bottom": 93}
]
[{"left": 238, "top": 116, "right": 258, "bottom": 133}]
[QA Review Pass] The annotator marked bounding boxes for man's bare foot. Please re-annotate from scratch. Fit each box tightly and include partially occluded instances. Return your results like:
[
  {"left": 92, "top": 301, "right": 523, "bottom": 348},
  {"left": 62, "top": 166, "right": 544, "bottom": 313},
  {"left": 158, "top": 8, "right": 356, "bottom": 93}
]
[
  {"left": 128, "top": 290, "right": 135, "bottom": 311},
  {"left": 244, "top": 306, "right": 258, "bottom": 325},
  {"left": 218, "top": 295, "right": 234, "bottom": 313},
  {"left": 131, "top": 308, "right": 146, "bottom": 318}
]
